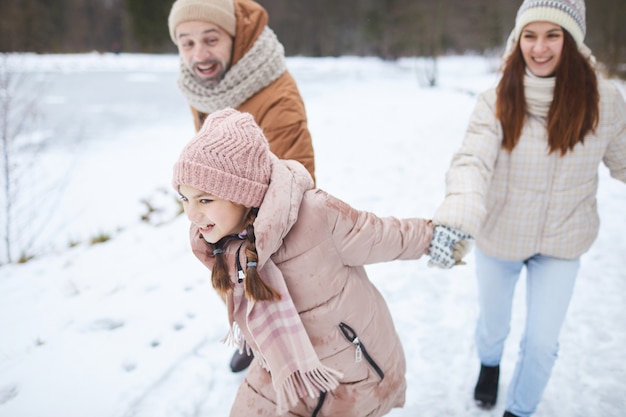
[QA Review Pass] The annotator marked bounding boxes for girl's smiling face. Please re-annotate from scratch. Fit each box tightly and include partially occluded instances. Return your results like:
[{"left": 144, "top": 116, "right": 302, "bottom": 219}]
[
  {"left": 178, "top": 184, "right": 250, "bottom": 244},
  {"left": 519, "top": 21, "right": 564, "bottom": 77}
]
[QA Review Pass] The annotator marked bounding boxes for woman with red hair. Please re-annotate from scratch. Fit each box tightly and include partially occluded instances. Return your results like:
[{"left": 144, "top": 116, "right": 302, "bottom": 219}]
[{"left": 431, "top": 1, "right": 626, "bottom": 416}]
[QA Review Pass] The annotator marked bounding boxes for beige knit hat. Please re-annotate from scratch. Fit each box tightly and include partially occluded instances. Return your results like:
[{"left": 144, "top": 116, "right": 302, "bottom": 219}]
[
  {"left": 172, "top": 108, "right": 271, "bottom": 208},
  {"left": 168, "top": 0, "right": 236, "bottom": 43},
  {"left": 514, "top": 0, "right": 586, "bottom": 46}
]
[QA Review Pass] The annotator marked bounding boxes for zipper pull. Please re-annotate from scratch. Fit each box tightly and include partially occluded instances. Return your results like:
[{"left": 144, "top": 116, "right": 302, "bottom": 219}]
[{"left": 353, "top": 337, "right": 362, "bottom": 363}]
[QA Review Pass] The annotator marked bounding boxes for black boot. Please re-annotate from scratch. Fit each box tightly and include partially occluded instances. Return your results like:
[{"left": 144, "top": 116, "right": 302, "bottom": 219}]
[
  {"left": 503, "top": 412, "right": 519, "bottom": 417},
  {"left": 229, "top": 347, "right": 254, "bottom": 373},
  {"left": 474, "top": 364, "right": 499, "bottom": 408}
]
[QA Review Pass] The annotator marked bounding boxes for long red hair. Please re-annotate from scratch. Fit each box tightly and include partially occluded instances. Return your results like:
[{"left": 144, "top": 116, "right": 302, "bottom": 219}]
[{"left": 496, "top": 30, "right": 599, "bottom": 155}]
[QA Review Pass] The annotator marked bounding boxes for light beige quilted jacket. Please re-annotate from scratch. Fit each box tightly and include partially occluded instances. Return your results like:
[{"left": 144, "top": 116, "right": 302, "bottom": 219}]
[{"left": 434, "top": 79, "right": 626, "bottom": 261}]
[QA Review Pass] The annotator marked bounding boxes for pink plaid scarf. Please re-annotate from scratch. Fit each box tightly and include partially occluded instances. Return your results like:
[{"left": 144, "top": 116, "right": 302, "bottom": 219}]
[{"left": 224, "top": 257, "right": 342, "bottom": 414}]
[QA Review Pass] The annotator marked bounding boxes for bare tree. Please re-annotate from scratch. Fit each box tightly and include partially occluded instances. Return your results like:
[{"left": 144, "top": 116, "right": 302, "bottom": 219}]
[
  {"left": 2, "top": 55, "right": 38, "bottom": 262},
  {"left": 0, "top": 54, "right": 64, "bottom": 264},
  {"left": 588, "top": 0, "right": 626, "bottom": 78},
  {"left": 2, "top": 0, "right": 625, "bottom": 75}
]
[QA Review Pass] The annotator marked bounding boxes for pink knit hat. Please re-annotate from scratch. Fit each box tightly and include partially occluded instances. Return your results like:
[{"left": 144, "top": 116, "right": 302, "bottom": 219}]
[{"left": 172, "top": 108, "right": 271, "bottom": 208}]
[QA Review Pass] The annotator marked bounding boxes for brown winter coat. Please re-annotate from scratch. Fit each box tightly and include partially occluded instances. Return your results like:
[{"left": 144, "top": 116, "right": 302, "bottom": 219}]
[
  {"left": 189, "top": 0, "right": 316, "bottom": 183},
  {"left": 190, "top": 158, "right": 434, "bottom": 416}
]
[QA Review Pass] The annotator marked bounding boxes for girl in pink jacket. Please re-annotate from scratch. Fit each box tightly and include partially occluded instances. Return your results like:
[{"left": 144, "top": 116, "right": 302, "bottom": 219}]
[{"left": 171, "top": 108, "right": 466, "bottom": 416}]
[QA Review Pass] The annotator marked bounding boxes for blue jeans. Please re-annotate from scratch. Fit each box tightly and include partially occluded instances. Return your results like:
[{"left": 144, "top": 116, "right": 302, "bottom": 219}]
[{"left": 474, "top": 248, "right": 580, "bottom": 417}]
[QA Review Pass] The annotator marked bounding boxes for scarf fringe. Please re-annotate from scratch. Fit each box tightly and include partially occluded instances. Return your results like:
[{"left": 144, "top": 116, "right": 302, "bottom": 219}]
[
  {"left": 221, "top": 322, "right": 245, "bottom": 353},
  {"left": 275, "top": 365, "right": 343, "bottom": 415}
]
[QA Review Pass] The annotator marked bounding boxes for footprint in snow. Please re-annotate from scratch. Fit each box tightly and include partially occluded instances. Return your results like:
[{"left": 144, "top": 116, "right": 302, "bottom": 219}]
[
  {"left": 82, "top": 318, "right": 125, "bottom": 332},
  {"left": 0, "top": 384, "right": 18, "bottom": 405}
]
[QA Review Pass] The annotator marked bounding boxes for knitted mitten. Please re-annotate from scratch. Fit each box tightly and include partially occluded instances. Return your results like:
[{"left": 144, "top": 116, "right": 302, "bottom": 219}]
[{"left": 427, "top": 225, "right": 472, "bottom": 269}]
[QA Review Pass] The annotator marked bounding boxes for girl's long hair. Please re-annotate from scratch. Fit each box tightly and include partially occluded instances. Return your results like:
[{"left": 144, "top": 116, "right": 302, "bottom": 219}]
[
  {"left": 209, "top": 209, "right": 281, "bottom": 302},
  {"left": 496, "top": 29, "right": 599, "bottom": 155}
]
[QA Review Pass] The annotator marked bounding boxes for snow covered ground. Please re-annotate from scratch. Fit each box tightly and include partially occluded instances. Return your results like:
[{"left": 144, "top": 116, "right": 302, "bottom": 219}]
[{"left": 0, "top": 53, "right": 625, "bottom": 417}]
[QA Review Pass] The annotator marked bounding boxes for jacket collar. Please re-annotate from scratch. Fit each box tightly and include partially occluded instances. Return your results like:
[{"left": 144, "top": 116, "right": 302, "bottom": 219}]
[{"left": 253, "top": 155, "right": 314, "bottom": 267}]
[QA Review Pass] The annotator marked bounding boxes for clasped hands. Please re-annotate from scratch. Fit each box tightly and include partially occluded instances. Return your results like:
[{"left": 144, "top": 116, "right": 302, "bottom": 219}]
[{"left": 427, "top": 224, "right": 473, "bottom": 269}]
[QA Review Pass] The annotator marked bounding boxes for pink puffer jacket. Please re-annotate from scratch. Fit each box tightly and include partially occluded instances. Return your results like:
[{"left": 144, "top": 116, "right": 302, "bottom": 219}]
[{"left": 190, "top": 157, "right": 433, "bottom": 416}]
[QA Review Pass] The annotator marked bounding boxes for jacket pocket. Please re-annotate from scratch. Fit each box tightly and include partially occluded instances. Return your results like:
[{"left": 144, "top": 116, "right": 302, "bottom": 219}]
[{"left": 338, "top": 322, "right": 385, "bottom": 380}]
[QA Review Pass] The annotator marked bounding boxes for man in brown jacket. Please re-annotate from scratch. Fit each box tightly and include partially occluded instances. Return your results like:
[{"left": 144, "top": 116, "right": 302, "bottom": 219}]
[
  {"left": 167, "top": 0, "right": 315, "bottom": 182},
  {"left": 168, "top": 0, "right": 316, "bottom": 372}
]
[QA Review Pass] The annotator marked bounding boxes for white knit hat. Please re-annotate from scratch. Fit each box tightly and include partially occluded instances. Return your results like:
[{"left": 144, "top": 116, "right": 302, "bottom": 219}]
[
  {"left": 168, "top": 0, "right": 236, "bottom": 43},
  {"left": 514, "top": 0, "right": 586, "bottom": 47}
]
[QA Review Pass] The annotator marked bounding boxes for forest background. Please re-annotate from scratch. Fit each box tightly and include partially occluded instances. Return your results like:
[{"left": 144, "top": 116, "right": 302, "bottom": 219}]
[{"left": 1, "top": 0, "right": 624, "bottom": 78}]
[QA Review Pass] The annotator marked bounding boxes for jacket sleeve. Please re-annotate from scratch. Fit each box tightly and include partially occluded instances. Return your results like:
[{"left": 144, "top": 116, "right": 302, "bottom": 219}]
[
  {"left": 260, "top": 105, "right": 316, "bottom": 185},
  {"left": 322, "top": 191, "right": 434, "bottom": 267},
  {"left": 602, "top": 83, "right": 626, "bottom": 184},
  {"left": 433, "top": 90, "right": 502, "bottom": 237},
  {"left": 241, "top": 72, "right": 316, "bottom": 185}
]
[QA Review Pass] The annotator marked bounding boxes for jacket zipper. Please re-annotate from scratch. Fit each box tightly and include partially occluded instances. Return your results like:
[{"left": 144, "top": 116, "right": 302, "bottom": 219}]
[
  {"left": 311, "top": 391, "right": 326, "bottom": 417},
  {"left": 536, "top": 151, "right": 558, "bottom": 252},
  {"left": 338, "top": 322, "right": 385, "bottom": 380}
]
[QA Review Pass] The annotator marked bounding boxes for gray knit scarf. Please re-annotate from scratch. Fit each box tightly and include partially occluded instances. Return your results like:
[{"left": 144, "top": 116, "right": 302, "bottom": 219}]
[{"left": 178, "top": 26, "right": 287, "bottom": 114}]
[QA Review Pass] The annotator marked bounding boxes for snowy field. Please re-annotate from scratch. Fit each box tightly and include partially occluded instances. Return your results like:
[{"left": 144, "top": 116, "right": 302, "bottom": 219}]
[{"left": 0, "top": 53, "right": 625, "bottom": 417}]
